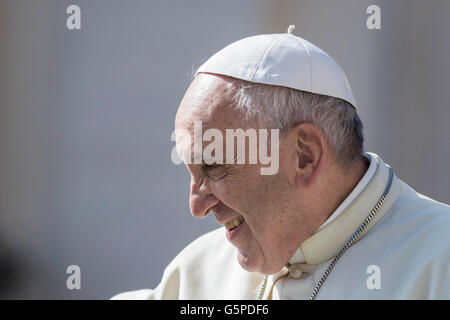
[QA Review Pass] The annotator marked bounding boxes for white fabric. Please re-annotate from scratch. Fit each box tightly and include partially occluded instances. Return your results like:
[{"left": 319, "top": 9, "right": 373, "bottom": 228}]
[
  {"left": 112, "top": 152, "right": 450, "bottom": 299},
  {"left": 195, "top": 32, "right": 357, "bottom": 108}
]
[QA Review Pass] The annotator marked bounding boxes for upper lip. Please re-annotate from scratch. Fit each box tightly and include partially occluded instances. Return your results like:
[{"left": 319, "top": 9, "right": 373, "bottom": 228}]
[
  {"left": 208, "top": 204, "right": 243, "bottom": 225},
  {"left": 212, "top": 211, "right": 241, "bottom": 226}
]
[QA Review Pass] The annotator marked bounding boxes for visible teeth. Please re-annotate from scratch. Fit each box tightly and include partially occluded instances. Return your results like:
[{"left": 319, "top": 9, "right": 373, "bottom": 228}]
[{"left": 225, "top": 216, "right": 244, "bottom": 230}]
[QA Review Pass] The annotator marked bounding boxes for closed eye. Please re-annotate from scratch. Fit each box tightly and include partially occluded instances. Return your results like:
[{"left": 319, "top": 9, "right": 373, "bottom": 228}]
[
  {"left": 203, "top": 164, "right": 221, "bottom": 170},
  {"left": 202, "top": 162, "right": 228, "bottom": 181}
]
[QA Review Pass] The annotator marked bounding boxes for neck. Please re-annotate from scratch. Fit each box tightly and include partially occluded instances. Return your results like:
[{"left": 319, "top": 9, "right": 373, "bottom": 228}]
[
  {"left": 312, "top": 155, "right": 370, "bottom": 232},
  {"left": 284, "top": 155, "right": 370, "bottom": 267},
  {"left": 328, "top": 155, "right": 369, "bottom": 218}
]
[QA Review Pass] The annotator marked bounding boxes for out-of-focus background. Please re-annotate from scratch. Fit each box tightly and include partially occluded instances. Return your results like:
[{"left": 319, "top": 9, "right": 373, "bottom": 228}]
[{"left": 0, "top": 0, "right": 449, "bottom": 299}]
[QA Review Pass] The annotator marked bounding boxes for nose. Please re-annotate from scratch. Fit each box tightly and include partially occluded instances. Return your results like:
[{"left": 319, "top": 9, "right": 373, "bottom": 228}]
[{"left": 189, "top": 176, "right": 220, "bottom": 218}]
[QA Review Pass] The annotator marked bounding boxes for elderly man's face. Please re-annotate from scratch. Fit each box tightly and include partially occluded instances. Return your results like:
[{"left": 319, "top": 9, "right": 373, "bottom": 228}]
[{"left": 175, "top": 74, "right": 314, "bottom": 275}]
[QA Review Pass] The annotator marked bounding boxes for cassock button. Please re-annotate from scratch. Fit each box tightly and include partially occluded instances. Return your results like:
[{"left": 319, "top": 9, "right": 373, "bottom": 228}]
[{"left": 289, "top": 264, "right": 303, "bottom": 279}]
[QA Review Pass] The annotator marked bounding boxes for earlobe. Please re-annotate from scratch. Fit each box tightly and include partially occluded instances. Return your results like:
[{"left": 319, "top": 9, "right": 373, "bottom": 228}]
[{"left": 297, "top": 155, "right": 315, "bottom": 185}]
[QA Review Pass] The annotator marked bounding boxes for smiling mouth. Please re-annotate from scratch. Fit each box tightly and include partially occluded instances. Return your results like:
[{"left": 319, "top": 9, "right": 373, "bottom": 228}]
[{"left": 225, "top": 215, "right": 245, "bottom": 231}]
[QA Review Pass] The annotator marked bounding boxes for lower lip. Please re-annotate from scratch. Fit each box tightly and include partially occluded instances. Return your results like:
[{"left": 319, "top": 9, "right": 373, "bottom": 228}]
[{"left": 226, "top": 220, "right": 245, "bottom": 240}]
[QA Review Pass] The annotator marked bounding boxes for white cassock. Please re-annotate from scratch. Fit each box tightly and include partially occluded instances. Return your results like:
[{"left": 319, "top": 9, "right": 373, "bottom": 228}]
[{"left": 112, "top": 152, "right": 450, "bottom": 300}]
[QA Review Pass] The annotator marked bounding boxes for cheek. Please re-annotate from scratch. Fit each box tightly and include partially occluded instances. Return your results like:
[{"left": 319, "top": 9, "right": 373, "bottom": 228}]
[
  {"left": 247, "top": 174, "right": 295, "bottom": 226},
  {"left": 210, "top": 165, "right": 294, "bottom": 222},
  {"left": 211, "top": 165, "right": 259, "bottom": 196}
]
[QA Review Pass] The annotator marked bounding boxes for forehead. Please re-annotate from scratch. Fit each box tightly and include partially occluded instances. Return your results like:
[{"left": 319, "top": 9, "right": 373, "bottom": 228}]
[
  {"left": 176, "top": 73, "right": 243, "bottom": 131},
  {"left": 175, "top": 74, "right": 249, "bottom": 163}
]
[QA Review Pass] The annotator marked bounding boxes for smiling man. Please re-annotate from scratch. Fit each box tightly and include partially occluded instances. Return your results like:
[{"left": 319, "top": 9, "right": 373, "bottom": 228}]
[{"left": 112, "top": 27, "right": 450, "bottom": 299}]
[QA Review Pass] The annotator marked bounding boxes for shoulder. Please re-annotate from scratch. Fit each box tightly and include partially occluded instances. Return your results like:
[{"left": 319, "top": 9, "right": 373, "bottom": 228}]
[
  {"left": 376, "top": 177, "right": 450, "bottom": 262},
  {"left": 392, "top": 178, "right": 450, "bottom": 233},
  {"left": 111, "top": 227, "right": 242, "bottom": 299},
  {"left": 111, "top": 289, "right": 153, "bottom": 300},
  {"left": 345, "top": 178, "right": 450, "bottom": 298}
]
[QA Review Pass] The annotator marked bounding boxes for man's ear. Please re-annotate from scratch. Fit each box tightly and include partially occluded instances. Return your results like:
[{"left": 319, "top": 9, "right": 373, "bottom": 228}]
[{"left": 294, "top": 123, "right": 324, "bottom": 186}]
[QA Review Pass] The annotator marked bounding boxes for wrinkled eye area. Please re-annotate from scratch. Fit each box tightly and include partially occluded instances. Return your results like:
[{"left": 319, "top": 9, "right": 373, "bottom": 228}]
[
  {"left": 203, "top": 164, "right": 220, "bottom": 170},
  {"left": 202, "top": 163, "right": 226, "bottom": 180}
]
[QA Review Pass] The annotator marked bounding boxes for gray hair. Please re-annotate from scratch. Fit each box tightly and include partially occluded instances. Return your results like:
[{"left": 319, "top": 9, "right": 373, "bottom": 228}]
[{"left": 228, "top": 79, "right": 365, "bottom": 168}]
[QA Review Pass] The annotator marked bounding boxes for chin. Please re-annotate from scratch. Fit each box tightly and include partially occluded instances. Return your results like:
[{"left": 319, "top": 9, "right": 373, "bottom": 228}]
[
  {"left": 236, "top": 250, "right": 282, "bottom": 275},
  {"left": 237, "top": 250, "right": 261, "bottom": 272}
]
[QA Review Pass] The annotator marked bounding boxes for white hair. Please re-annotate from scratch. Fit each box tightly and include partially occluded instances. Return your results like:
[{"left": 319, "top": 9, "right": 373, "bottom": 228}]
[{"left": 228, "top": 79, "right": 365, "bottom": 168}]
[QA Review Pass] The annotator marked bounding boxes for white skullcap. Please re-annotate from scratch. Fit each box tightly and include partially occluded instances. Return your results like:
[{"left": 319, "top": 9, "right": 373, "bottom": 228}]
[{"left": 195, "top": 25, "right": 356, "bottom": 108}]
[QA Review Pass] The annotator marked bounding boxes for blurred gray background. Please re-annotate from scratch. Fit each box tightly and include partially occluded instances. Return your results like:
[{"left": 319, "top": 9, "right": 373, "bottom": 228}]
[{"left": 0, "top": 0, "right": 449, "bottom": 299}]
